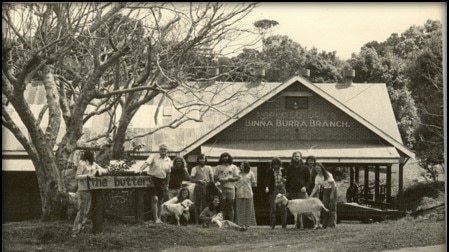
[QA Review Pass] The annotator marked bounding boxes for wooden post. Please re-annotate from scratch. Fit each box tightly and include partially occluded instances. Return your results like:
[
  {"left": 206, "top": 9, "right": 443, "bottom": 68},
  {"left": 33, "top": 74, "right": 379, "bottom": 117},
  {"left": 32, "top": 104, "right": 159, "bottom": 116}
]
[
  {"left": 386, "top": 165, "right": 392, "bottom": 203},
  {"left": 135, "top": 189, "right": 145, "bottom": 223},
  {"left": 350, "top": 167, "right": 354, "bottom": 187},
  {"left": 399, "top": 162, "right": 404, "bottom": 196},
  {"left": 92, "top": 190, "right": 105, "bottom": 234},
  {"left": 374, "top": 165, "right": 380, "bottom": 202},
  {"left": 355, "top": 167, "right": 359, "bottom": 184},
  {"left": 364, "top": 166, "right": 369, "bottom": 198}
]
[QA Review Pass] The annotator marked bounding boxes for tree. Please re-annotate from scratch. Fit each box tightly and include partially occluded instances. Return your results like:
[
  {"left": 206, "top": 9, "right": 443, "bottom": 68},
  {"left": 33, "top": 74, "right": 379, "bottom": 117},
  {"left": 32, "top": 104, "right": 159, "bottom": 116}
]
[
  {"left": 348, "top": 45, "right": 419, "bottom": 148},
  {"left": 406, "top": 21, "right": 444, "bottom": 169},
  {"left": 349, "top": 46, "right": 384, "bottom": 83},
  {"left": 253, "top": 19, "right": 279, "bottom": 42},
  {"left": 348, "top": 19, "right": 443, "bottom": 165},
  {"left": 2, "top": 2, "right": 261, "bottom": 219},
  {"left": 304, "top": 48, "right": 342, "bottom": 83},
  {"left": 260, "top": 35, "right": 306, "bottom": 82}
]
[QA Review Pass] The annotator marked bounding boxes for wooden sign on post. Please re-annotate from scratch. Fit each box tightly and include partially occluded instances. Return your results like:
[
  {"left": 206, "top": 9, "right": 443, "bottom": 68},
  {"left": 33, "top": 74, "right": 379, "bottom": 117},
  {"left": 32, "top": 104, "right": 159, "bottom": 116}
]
[
  {"left": 88, "top": 175, "right": 154, "bottom": 233},
  {"left": 87, "top": 175, "right": 154, "bottom": 189}
]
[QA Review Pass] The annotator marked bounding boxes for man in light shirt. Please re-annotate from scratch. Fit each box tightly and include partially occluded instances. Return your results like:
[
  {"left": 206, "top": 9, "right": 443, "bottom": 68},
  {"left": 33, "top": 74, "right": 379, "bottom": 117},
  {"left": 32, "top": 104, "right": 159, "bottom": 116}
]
[
  {"left": 139, "top": 143, "right": 172, "bottom": 224},
  {"left": 214, "top": 152, "right": 240, "bottom": 222}
]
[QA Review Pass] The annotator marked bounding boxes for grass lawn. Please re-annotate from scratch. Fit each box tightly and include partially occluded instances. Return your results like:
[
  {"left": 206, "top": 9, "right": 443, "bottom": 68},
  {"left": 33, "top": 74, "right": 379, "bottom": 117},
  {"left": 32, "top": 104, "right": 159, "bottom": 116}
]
[{"left": 2, "top": 217, "right": 445, "bottom": 252}]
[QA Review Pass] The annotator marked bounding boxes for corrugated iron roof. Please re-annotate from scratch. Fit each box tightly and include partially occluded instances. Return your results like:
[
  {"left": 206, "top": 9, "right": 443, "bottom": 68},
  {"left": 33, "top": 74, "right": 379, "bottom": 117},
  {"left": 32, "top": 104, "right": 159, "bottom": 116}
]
[
  {"left": 181, "top": 77, "right": 414, "bottom": 159},
  {"left": 2, "top": 78, "right": 413, "bottom": 159},
  {"left": 315, "top": 83, "right": 403, "bottom": 144}
]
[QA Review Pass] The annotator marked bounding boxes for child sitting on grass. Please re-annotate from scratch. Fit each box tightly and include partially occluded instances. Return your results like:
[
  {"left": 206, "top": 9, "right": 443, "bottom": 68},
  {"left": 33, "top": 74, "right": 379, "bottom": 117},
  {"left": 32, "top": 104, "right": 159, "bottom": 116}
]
[{"left": 199, "top": 195, "right": 247, "bottom": 231}]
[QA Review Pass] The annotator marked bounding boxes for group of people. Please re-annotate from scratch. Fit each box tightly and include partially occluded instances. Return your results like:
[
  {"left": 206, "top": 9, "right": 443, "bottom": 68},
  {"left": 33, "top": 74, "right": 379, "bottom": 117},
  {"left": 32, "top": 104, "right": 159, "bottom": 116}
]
[
  {"left": 136, "top": 144, "right": 256, "bottom": 230},
  {"left": 71, "top": 143, "right": 337, "bottom": 237},
  {"left": 266, "top": 152, "right": 338, "bottom": 229}
]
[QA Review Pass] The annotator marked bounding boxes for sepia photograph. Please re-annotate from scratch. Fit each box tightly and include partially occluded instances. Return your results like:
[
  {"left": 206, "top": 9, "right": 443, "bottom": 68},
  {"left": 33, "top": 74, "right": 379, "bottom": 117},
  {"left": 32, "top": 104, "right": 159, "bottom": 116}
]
[{"left": 2, "top": 2, "right": 446, "bottom": 251}]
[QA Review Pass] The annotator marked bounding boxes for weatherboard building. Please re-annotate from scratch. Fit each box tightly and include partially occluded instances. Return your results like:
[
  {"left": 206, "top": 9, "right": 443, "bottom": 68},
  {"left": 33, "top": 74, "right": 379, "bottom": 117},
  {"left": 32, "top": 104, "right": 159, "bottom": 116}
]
[{"left": 2, "top": 73, "right": 414, "bottom": 222}]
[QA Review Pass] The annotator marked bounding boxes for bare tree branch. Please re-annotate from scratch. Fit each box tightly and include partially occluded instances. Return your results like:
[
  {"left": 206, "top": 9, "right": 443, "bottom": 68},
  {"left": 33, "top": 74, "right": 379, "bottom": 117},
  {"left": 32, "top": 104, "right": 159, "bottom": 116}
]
[
  {"left": 37, "top": 104, "right": 49, "bottom": 126},
  {"left": 2, "top": 106, "right": 39, "bottom": 162},
  {"left": 83, "top": 96, "right": 120, "bottom": 123},
  {"left": 94, "top": 85, "right": 162, "bottom": 99}
]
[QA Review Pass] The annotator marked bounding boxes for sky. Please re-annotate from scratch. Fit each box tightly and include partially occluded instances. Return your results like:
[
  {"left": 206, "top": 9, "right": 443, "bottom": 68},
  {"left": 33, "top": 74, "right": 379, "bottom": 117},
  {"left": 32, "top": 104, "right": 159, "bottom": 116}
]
[{"left": 241, "top": 2, "right": 445, "bottom": 60}]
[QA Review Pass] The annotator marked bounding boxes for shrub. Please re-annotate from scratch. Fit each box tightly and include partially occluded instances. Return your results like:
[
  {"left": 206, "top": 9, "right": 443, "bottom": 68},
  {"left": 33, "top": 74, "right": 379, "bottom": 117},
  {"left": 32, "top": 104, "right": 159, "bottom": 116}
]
[{"left": 391, "top": 181, "right": 444, "bottom": 211}]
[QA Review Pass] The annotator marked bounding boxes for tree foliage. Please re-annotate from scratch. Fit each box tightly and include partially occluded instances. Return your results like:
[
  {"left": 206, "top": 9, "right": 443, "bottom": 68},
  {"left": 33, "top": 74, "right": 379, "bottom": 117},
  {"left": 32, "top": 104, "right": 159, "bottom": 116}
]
[
  {"left": 234, "top": 34, "right": 344, "bottom": 83},
  {"left": 348, "top": 20, "right": 443, "bottom": 172},
  {"left": 262, "top": 35, "right": 305, "bottom": 82},
  {"left": 406, "top": 21, "right": 443, "bottom": 166},
  {"left": 254, "top": 19, "right": 279, "bottom": 31}
]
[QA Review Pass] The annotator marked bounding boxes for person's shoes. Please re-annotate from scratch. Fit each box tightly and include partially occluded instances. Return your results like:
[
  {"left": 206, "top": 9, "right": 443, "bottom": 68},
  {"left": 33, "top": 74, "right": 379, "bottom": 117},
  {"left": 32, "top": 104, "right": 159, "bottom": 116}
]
[
  {"left": 240, "top": 225, "right": 248, "bottom": 231},
  {"left": 155, "top": 218, "right": 162, "bottom": 224}
]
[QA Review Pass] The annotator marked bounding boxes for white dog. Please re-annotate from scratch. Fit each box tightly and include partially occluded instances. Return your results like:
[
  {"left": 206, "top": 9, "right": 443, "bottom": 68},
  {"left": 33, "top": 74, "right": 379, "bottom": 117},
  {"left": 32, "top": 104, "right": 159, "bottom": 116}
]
[
  {"left": 274, "top": 193, "right": 328, "bottom": 229},
  {"left": 210, "top": 212, "right": 224, "bottom": 228},
  {"left": 160, "top": 199, "right": 194, "bottom": 226}
]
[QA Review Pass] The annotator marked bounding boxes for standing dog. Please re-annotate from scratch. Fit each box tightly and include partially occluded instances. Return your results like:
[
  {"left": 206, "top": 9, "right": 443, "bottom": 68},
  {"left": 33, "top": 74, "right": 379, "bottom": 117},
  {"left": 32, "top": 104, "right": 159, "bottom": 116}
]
[
  {"left": 274, "top": 193, "right": 328, "bottom": 229},
  {"left": 160, "top": 199, "right": 194, "bottom": 226}
]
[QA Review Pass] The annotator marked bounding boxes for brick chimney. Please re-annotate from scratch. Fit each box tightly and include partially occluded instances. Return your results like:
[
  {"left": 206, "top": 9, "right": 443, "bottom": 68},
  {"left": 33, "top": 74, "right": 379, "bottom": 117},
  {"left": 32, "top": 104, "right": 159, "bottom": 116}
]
[
  {"left": 258, "top": 67, "right": 266, "bottom": 78},
  {"left": 300, "top": 69, "right": 310, "bottom": 77},
  {"left": 344, "top": 69, "right": 355, "bottom": 85}
]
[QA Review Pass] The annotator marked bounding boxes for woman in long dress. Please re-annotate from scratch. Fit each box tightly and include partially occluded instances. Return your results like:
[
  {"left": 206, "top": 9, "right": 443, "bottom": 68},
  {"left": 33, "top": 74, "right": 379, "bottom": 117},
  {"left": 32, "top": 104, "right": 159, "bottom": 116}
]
[
  {"left": 235, "top": 161, "right": 257, "bottom": 226},
  {"left": 310, "top": 163, "right": 338, "bottom": 228}
]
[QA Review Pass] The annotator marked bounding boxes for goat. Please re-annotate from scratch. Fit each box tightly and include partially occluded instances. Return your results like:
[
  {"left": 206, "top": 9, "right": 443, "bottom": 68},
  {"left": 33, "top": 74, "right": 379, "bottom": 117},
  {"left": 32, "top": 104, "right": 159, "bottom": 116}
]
[{"left": 274, "top": 193, "right": 328, "bottom": 229}]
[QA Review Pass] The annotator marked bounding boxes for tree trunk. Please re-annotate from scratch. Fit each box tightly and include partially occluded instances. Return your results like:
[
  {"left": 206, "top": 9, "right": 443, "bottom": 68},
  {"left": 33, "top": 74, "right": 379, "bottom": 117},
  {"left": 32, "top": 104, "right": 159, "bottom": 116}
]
[
  {"left": 7, "top": 91, "right": 67, "bottom": 220},
  {"left": 96, "top": 107, "right": 137, "bottom": 164},
  {"left": 55, "top": 89, "right": 95, "bottom": 190},
  {"left": 112, "top": 111, "right": 136, "bottom": 157},
  {"left": 34, "top": 158, "right": 68, "bottom": 221}
]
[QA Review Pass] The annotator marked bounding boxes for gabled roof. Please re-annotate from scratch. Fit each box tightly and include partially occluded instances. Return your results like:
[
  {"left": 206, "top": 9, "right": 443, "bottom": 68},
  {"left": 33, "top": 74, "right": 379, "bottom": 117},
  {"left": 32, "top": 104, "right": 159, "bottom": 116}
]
[
  {"left": 315, "top": 83, "right": 403, "bottom": 144},
  {"left": 181, "top": 76, "right": 415, "bottom": 159},
  {"left": 3, "top": 77, "right": 414, "bottom": 160}
]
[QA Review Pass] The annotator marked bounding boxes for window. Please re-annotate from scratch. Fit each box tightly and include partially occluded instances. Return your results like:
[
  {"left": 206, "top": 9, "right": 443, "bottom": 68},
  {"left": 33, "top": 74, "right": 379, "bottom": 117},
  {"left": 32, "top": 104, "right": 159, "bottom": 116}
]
[{"left": 285, "top": 96, "right": 308, "bottom": 109}]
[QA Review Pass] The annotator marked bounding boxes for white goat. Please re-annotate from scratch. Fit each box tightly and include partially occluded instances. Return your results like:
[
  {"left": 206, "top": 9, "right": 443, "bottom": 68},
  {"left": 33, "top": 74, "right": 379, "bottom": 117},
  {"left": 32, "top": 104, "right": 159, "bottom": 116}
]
[{"left": 274, "top": 193, "right": 328, "bottom": 229}]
